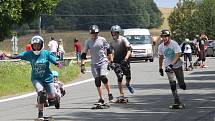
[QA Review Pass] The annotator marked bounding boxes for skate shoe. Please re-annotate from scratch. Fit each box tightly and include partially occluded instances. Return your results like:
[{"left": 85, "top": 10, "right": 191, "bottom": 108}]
[
  {"left": 126, "top": 83, "right": 134, "bottom": 94},
  {"left": 98, "top": 98, "right": 105, "bottom": 104},
  {"left": 38, "top": 111, "right": 44, "bottom": 120},
  {"left": 108, "top": 93, "right": 113, "bottom": 101}
]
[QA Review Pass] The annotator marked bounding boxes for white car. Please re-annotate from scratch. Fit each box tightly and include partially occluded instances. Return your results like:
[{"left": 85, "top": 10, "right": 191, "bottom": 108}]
[{"left": 123, "top": 28, "right": 154, "bottom": 62}]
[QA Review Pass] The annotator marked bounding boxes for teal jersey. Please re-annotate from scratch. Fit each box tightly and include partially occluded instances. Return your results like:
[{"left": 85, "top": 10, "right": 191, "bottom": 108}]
[{"left": 18, "top": 50, "right": 58, "bottom": 83}]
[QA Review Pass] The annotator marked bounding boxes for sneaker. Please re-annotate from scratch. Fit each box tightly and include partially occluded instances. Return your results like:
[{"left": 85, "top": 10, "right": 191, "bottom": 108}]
[
  {"left": 98, "top": 98, "right": 104, "bottom": 104},
  {"left": 38, "top": 111, "right": 44, "bottom": 120},
  {"left": 108, "top": 93, "right": 113, "bottom": 101},
  {"left": 126, "top": 83, "right": 134, "bottom": 94}
]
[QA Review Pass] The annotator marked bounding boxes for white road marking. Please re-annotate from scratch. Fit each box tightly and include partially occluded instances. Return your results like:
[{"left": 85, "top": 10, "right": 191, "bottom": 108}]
[{"left": 0, "top": 78, "right": 94, "bottom": 103}]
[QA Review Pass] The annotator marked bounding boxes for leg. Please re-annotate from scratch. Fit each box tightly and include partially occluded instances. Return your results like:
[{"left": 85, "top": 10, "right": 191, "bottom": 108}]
[
  {"left": 184, "top": 53, "right": 188, "bottom": 70},
  {"left": 166, "top": 72, "right": 181, "bottom": 104},
  {"left": 32, "top": 80, "right": 46, "bottom": 119},
  {"left": 188, "top": 53, "right": 193, "bottom": 69},
  {"left": 101, "top": 75, "right": 113, "bottom": 101},
  {"left": 123, "top": 62, "right": 134, "bottom": 93},
  {"left": 174, "top": 66, "right": 186, "bottom": 90},
  {"left": 114, "top": 63, "right": 124, "bottom": 97},
  {"left": 95, "top": 77, "right": 103, "bottom": 101}
]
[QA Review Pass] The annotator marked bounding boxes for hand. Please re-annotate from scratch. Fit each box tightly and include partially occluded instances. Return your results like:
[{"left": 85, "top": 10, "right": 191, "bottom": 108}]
[
  {"left": 80, "top": 64, "right": 86, "bottom": 74},
  {"left": 159, "top": 68, "right": 164, "bottom": 76},
  {"left": 57, "top": 62, "right": 63, "bottom": 69},
  {"left": 165, "top": 64, "right": 173, "bottom": 73},
  {"left": 121, "top": 59, "right": 128, "bottom": 66},
  {"left": 108, "top": 62, "right": 115, "bottom": 70}
]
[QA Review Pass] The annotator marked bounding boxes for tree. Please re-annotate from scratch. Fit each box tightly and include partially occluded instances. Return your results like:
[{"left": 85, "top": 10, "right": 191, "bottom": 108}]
[
  {"left": 0, "top": 0, "right": 60, "bottom": 41},
  {"left": 168, "top": 0, "right": 215, "bottom": 42}
]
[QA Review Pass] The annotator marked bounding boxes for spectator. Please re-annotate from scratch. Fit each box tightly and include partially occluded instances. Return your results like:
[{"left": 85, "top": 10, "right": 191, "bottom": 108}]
[
  {"left": 74, "top": 37, "right": 82, "bottom": 64},
  {"left": 48, "top": 37, "right": 58, "bottom": 56}
]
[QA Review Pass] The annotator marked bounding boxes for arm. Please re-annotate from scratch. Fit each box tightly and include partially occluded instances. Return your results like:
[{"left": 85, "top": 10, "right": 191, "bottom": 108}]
[
  {"left": 159, "top": 55, "right": 164, "bottom": 69},
  {"left": 172, "top": 53, "right": 181, "bottom": 65},
  {"left": 123, "top": 37, "right": 131, "bottom": 60}
]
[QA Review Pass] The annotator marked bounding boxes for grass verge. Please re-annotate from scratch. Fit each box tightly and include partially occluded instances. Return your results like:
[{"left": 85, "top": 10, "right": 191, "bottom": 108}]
[{"left": 0, "top": 61, "right": 80, "bottom": 97}]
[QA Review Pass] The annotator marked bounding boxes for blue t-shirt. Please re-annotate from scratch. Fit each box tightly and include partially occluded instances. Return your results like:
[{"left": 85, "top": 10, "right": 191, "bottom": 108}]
[{"left": 18, "top": 50, "right": 57, "bottom": 83}]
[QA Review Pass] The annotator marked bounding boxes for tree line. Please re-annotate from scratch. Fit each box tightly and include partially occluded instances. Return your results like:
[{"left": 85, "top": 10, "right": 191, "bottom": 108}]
[
  {"left": 169, "top": 0, "right": 215, "bottom": 43},
  {"left": 42, "top": 0, "right": 163, "bottom": 31}
]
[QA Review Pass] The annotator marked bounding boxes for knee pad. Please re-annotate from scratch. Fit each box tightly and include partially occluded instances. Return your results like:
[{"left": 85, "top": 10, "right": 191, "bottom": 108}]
[
  {"left": 95, "top": 77, "right": 101, "bottom": 87},
  {"left": 179, "top": 82, "right": 186, "bottom": 90},
  {"left": 37, "top": 91, "right": 47, "bottom": 104},
  {"left": 169, "top": 81, "right": 176, "bottom": 91},
  {"left": 100, "top": 76, "right": 108, "bottom": 84},
  {"left": 126, "top": 76, "right": 131, "bottom": 83}
]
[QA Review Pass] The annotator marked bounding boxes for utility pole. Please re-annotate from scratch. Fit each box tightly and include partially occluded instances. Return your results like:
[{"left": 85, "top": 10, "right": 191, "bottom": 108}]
[{"left": 39, "top": 16, "right": 41, "bottom": 35}]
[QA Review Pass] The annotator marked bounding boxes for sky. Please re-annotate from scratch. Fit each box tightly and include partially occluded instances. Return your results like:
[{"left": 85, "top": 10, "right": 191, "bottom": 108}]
[{"left": 153, "top": 0, "right": 179, "bottom": 8}]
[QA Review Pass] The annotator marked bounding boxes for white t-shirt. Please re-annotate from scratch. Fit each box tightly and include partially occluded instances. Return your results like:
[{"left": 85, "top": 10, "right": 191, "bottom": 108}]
[
  {"left": 58, "top": 44, "right": 65, "bottom": 53},
  {"left": 184, "top": 43, "right": 192, "bottom": 53},
  {"left": 48, "top": 40, "right": 58, "bottom": 52},
  {"left": 158, "top": 40, "right": 183, "bottom": 68}
]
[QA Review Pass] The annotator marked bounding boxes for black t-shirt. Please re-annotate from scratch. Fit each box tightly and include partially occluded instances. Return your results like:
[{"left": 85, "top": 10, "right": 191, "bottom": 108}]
[{"left": 198, "top": 39, "right": 206, "bottom": 50}]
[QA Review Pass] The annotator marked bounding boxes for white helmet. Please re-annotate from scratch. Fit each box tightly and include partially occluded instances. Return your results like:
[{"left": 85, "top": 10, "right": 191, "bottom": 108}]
[
  {"left": 185, "top": 38, "right": 189, "bottom": 43},
  {"left": 31, "top": 35, "right": 44, "bottom": 55},
  {"left": 111, "top": 25, "right": 121, "bottom": 33}
]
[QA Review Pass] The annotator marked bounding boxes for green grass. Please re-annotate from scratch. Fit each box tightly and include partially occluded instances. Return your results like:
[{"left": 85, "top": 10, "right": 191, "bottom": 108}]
[{"left": 0, "top": 61, "right": 80, "bottom": 97}]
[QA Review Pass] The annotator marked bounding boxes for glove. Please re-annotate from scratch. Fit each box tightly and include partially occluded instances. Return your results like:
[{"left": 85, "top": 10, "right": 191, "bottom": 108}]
[
  {"left": 57, "top": 62, "right": 63, "bottom": 69},
  {"left": 159, "top": 68, "right": 164, "bottom": 76},
  {"left": 165, "top": 64, "right": 173, "bottom": 73},
  {"left": 80, "top": 64, "right": 86, "bottom": 74},
  {"left": 108, "top": 62, "right": 115, "bottom": 70},
  {"left": 121, "top": 59, "right": 128, "bottom": 66}
]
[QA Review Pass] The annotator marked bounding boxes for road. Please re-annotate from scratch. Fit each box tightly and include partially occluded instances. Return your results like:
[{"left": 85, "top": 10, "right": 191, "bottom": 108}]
[{"left": 1, "top": 57, "right": 215, "bottom": 121}]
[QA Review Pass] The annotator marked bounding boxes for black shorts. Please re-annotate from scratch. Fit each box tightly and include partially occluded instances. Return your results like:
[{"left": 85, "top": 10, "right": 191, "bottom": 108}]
[
  {"left": 198, "top": 50, "right": 206, "bottom": 61},
  {"left": 114, "top": 61, "right": 131, "bottom": 80}
]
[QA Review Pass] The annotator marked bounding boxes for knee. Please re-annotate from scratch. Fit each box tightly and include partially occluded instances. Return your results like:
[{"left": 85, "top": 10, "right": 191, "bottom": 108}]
[
  {"left": 37, "top": 90, "right": 47, "bottom": 104},
  {"left": 95, "top": 77, "right": 101, "bottom": 87},
  {"left": 100, "top": 76, "right": 108, "bottom": 84}
]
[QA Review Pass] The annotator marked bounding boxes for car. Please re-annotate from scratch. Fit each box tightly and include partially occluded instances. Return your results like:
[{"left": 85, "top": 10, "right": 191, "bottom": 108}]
[
  {"left": 205, "top": 40, "right": 215, "bottom": 56},
  {"left": 123, "top": 28, "right": 154, "bottom": 62}
]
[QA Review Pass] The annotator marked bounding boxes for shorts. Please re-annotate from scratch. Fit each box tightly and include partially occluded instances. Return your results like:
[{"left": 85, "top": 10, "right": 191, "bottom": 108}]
[
  {"left": 91, "top": 63, "right": 108, "bottom": 78},
  {"left": 114, "top": 61, "right": 131, "bottom": 80},
  {"left": 198, "top": 50, "right": 206, "bottom": 61},
  {"left": 32, "top": 80, "right": 56, "bottom": 94},
  {"left": 184, "top": 53, "right": 192, "bottom": 61}
]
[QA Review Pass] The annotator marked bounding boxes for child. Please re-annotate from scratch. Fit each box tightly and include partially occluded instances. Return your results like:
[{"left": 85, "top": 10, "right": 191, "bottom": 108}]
[
  {"left": 4, "top": 35, "right": 62, "bottom": 120},
  {"left": 52, "top": 71, "right": 66, "bottom": 97}
]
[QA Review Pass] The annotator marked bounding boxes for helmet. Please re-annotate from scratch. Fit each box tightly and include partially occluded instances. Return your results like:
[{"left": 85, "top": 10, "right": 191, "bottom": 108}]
[
  {"left": 185, "top": 38, "right": 189, "bottom": 42},
  {"left": 160, "top": 29, "right": 170, "bottom": 36},
  {"left": 111, "top": 25, "right": 121, "bottom": 33},
  {"left": 52, "top": 71, "right": 59, "bottom": 77},
  {"left": 89, "top": 25, "right": 99, "bottom": 34},
  {"left": 31, "top": 35, "right": 44, "bottom": 55}
]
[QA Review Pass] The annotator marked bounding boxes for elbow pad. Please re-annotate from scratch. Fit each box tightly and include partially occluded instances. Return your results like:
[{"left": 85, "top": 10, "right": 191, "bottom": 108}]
[
  {"left": 107, "top": 48, "right": 112, "bottom": 55},
  {"left": 81, "top": 53, "right": 87, "bottom": 59}
]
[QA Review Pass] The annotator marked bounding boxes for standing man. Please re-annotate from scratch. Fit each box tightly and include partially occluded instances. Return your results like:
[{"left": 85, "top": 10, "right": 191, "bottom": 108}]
[
  {"left": 158, "top": 29, "right": 186, "bottom": 109},
  {"left": 80, "top": 25, "right": 113, "bottom": 104},
  {"left": 48, "top": 37, "right": 58, "bottom": 56},
  {"left": 109, "top": 25, "right": 134, "bottom": 101},
  {"left": 181, "top": 38, "right": 193, "bottom": 71},
  {"left": 196, "top": 32, "right": 208, "bottom": 68}
]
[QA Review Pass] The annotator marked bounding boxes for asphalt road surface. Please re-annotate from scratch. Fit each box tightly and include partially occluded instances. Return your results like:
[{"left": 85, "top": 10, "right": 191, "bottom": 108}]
[{"left": 1, "top": 57, "right": 215, "bottom": 121}]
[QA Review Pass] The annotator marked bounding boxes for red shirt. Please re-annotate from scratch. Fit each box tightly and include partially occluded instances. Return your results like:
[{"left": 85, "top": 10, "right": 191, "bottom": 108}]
[
  {"left": 74, "top": 42, "right": 81, "bottom": 52},
  {"left": 25, "top": 44, "right": 32, "bottom": 51}
]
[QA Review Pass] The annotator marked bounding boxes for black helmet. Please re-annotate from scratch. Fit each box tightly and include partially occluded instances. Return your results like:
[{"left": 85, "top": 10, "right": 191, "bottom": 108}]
[
  {"left": 89, "top": 25, "right": 99, "bottom": 34},
  {"left": 160, "top": 29, "right": 170, "bottom": 36}
]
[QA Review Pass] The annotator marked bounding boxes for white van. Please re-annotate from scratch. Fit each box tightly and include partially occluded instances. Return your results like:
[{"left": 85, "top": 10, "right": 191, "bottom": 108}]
[{"left": 123, "top": 28, "right": 154, "bottom": 62}]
